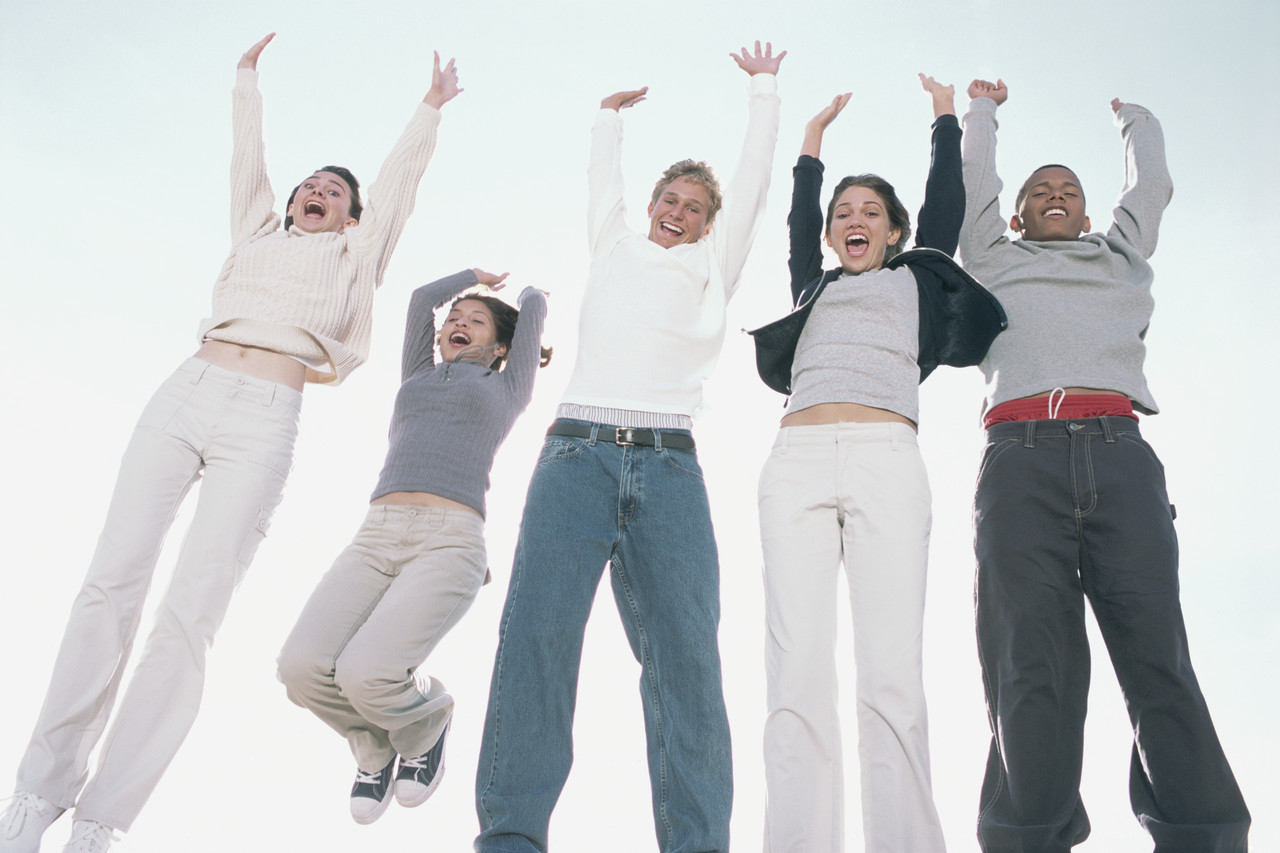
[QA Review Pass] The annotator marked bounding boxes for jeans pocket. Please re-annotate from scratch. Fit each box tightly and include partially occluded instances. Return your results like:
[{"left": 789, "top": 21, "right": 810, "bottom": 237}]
[
  {"left": 134, "top": 376, "right": 197, "bottom": 432},
  {"left": 537, "top": 436, "right": 586, "bottom": 464},
  {"left": 975, "top": 436, "right": 1021, "bottom": 486},
  {"left": 1116, "top": 432, "right": 1165, "bottom": 472},
  {"left": 659, "top": 446, "right": 705, "bottom": 482},
  {"left": 234, "top": 507, "right": 273, "bottom": 583}
]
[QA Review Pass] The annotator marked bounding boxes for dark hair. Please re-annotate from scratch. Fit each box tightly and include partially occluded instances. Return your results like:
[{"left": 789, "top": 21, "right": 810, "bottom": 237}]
[
  {"left": 284, "top": 165, "right": 362, "bottom": 230},
  {"left": 1015, "top": 164, "right": 1082, "bottom": 211},
  {"left": 650, "top": 159, "right": 723, "bottom": 226},
  {"left": 825, "top": 174, "right": 912, "bottom": 262},
  {"left": 450, "top": 294, "right": 553, "bottom": 369}
]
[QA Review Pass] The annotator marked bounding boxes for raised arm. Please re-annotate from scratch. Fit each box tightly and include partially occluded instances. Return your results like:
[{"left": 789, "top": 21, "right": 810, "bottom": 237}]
[
  {"left": 400, "top": 268, "right": 484, "bottom": 380},
  {"left": 348, "top": 52, "right": 457, "bottom": 281},
  {"left": 914, "top": 74, "right": 963, "bottom": 256},
  {"left": 1106, "top": 99, "right": 1173, "bottom": 259},
  {"left": 586, "top": 87, "right": 648, "bottom": 256},
  {"left": 714, "top": 41, "right": 784, "bottom": 299},
  {"left": 229, "top": 33, "right": 280, "bottom": 244},
  {"left": 958, "top": 78, "right": 1011, "bottom": 263},
  {"left": 501, "top": 287, "right": 550, "bottom": 409},
  {"left": 787, "top": 94, "right": 847, "bottom": 302}
]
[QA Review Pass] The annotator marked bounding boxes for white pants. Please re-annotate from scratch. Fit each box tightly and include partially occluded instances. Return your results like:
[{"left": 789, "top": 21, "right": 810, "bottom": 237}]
[
  {"left": 277, "top": 504, "right": 487, "bottom": 771},
  {"left": 16, "top": 359, "right": 301, "bottom": 831},
  {"left": 758, "top": 422, "right": 945, "bottom": 853}
]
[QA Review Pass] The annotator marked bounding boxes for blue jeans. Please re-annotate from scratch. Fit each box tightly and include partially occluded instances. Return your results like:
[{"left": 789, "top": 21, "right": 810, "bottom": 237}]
[
  {"left": 475, "top": 420, "right": 731, "bottom": 853},
  {"left": 974, "top": 417, "right": 1249, "bottom": 853}
]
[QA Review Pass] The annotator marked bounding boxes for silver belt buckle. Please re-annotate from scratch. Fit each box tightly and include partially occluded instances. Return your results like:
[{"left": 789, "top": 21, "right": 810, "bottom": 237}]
[{"left": 615, "top": 427, "right": 636, "bottom": 446}]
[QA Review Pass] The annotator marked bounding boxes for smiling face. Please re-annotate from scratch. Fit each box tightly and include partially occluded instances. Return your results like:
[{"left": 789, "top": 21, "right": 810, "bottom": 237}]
[
  {"left": 646, "top": 178, "right": 712, "bottom": 249},
  {"left": 1012, "top": 166, "right": 1091, "bottom": 241},
  {"left": 825, "top": 185, "right": 902, "bottom": 274},
  {"left": 439, "top": 298, "right": 506, "bottom": 363},
  {"left": 286, "top": 171, "right": 357, "bottom": 234}
]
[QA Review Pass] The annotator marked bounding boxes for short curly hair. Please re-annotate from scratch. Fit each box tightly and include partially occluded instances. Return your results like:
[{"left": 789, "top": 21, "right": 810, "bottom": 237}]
[{"left": 650, "top": 160, "right": 723, "bottom": 226}]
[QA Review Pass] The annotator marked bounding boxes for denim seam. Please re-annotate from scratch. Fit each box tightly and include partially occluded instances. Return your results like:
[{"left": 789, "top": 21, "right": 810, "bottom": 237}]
[{"left": 610, "top": 555, "right": 673, "bottom": 847}]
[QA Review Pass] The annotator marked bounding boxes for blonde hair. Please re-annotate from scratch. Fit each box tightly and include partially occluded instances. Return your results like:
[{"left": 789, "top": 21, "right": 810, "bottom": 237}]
[{"left": 650, "top": 159, "right": 723, "bottom": 225}]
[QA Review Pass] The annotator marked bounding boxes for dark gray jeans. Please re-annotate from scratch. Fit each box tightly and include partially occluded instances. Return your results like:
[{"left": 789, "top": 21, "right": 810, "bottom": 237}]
[{"left": 973, "top": 416, "right": 1249, "bottom": 853}]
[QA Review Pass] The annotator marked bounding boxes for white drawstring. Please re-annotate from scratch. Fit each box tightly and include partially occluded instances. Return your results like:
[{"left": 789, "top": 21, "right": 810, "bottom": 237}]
[{"left": 1048, "top": 387, "right": 1066, "bottom": 419}]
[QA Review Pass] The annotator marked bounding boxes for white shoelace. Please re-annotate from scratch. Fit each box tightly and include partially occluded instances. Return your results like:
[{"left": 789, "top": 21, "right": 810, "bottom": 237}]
[
  {"left": 353, "top": 768, "right": 386, "bottom": 785},
  {"left": 1, "top": 792, "right": 54, "bottom": 839},
  {"left": 65, "top": 820, "right": 119, "bottom": 853}
]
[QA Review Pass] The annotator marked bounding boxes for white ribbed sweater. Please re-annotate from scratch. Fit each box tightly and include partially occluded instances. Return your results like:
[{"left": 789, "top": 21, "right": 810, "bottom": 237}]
[{"left": 198, "top": 68, "right": 441, "bottom": 385}]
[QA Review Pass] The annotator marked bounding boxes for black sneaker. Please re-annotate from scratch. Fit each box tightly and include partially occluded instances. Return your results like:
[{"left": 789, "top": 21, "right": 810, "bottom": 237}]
[
  {"left": 349, "top": 758, "right": 396, "bottom": 825},
  {"left": 394, "top": 720, "right": 450, "bottom": 807}
]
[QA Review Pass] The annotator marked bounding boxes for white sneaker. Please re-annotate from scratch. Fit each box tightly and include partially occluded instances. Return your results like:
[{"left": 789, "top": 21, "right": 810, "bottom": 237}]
[
  {"left": 61, "top": 820, "right": 117, "bottom": 853},
  {"left": 0, "top": 792, "right": 65, "bottom": 853}
]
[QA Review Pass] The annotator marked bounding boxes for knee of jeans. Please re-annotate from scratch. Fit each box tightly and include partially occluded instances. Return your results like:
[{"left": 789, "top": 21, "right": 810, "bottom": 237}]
[
  {"left": 332, "top": 652, "right": 391, "bottom": 709},
  {"left": 276, "top": 641, "right": 331, "bottom": 699}
]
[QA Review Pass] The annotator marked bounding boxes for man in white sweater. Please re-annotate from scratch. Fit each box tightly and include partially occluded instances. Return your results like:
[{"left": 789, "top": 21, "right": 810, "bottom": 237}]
[{"left": 474, "top": 42, "right": 783, "bottom": 853}]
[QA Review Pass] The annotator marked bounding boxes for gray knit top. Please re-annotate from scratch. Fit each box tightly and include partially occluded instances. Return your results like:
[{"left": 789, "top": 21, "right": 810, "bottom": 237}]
[
  {"left": 787, "top": 267, "right": 921, "bottom": 422},
  {"left": 958, "top": 98, "right": 1172, "bottom": 416},
  {"left": 370, "top": 270, "right": 547, "bottom": 516}
]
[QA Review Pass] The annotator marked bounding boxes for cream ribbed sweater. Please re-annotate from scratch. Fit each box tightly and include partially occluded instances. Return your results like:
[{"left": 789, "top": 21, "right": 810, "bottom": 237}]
[{"left": 198, "top": 68, "right": 441, "bottom": 384}]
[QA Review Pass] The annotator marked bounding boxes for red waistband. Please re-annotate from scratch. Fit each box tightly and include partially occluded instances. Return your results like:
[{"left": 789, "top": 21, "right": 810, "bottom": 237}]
[{"left": 984, "top": 394, "right": 1138, "bottom": 428}]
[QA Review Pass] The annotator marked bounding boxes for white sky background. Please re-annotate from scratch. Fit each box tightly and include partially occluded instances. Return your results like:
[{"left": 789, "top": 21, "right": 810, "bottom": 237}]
[{"left": 1, "top": 0, "right": 1276, "bottom": 850}]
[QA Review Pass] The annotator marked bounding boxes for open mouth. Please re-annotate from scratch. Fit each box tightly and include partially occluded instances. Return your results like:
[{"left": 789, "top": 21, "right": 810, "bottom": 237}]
[
  {"left": 844, "top": 233, "right": 869, "bottom": 257},
  {"left": 449, "top": 331, "right": 471, "bottom": 346},
  {"left": 304, "top": 200, "right": 325, "bottom": 217},
  {"left": 1043, "top": 207, "right": 1068, "bottom": 219},
  {"left": 659, "top": 221, "right": 686, "bottom": 238}
]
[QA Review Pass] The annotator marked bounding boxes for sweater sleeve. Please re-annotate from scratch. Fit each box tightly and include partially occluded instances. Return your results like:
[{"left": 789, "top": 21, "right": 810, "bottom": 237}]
[
  {"left": 228, "top": 68, "right": 280, "bottom": 245},
  {"left": 1107, "top": 103, "right": 1173, "bottom": 260},
  {"left": 501, "top": 287, "right": 549, "bottom": 411},
  {"left": 914, "top": 114, "right": 964, "bottom": 256},
  {"left": 401, "top": 269, "right": 478, "bottom": 381},
  {"left": 586, "top": 109, "right": 631, "bottom": 258},
  {"left": 712, "top": 72, "right": 782, "bottom": 301},
  {"left": 346, "top": 102, "right": 443, "bottom": 286},
  {"left": 788, "top": 155, "right": 827, "bottom": 305},
  {"left": 958, "top": 97, "right": 1007, "bottom": 263}
]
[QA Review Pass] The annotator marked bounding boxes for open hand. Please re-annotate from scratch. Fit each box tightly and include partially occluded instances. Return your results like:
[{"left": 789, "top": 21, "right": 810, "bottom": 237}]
[
  {"left": 425, "top": 52, "right": 462, "bottom": 109},
  {"left": 807, "top": 93, "right": 851, "bottom": 135},
  {"left": 731, "top": 41, "right": 786, "bottom": 76},
  {"left": 471, "top": 268, "right": 508, "bottom": 290},
  {"left": 238, "top": 33, "right": 275, "bottom": 71},
  {"left": 601, "top": 87, "right": 648, "bottom": 111}
]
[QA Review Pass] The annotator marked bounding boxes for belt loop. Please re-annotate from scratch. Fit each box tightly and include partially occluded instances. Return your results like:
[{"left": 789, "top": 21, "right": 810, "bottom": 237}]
[
  {"left": 261, "top": 382, "right": 276, "bottom": 407},
  {"left": 1023, "top": 420, "right": 1037, "bottom": 448},
  {"left": 653, "top": 429, "right": 664, "bottom": 452},
  {"left": 588, "top": 423, "right": 600, "bottom": 446},
  {"left": 1100, "top": 417, "right": 1116, "bottom": 443},
  {"left": 190, "top": 360, "right": 211, "bottom": 385}
]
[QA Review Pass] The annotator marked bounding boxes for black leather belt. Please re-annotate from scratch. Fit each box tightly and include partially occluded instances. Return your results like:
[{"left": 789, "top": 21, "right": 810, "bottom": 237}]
[{"left": 546, "top": 419, "right": 695, "bottom": 450}]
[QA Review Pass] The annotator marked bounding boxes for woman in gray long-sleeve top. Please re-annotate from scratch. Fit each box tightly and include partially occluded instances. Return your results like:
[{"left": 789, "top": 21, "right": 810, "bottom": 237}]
[{"left": 277, "top": 268, "right": 550, "bottom": 827}]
